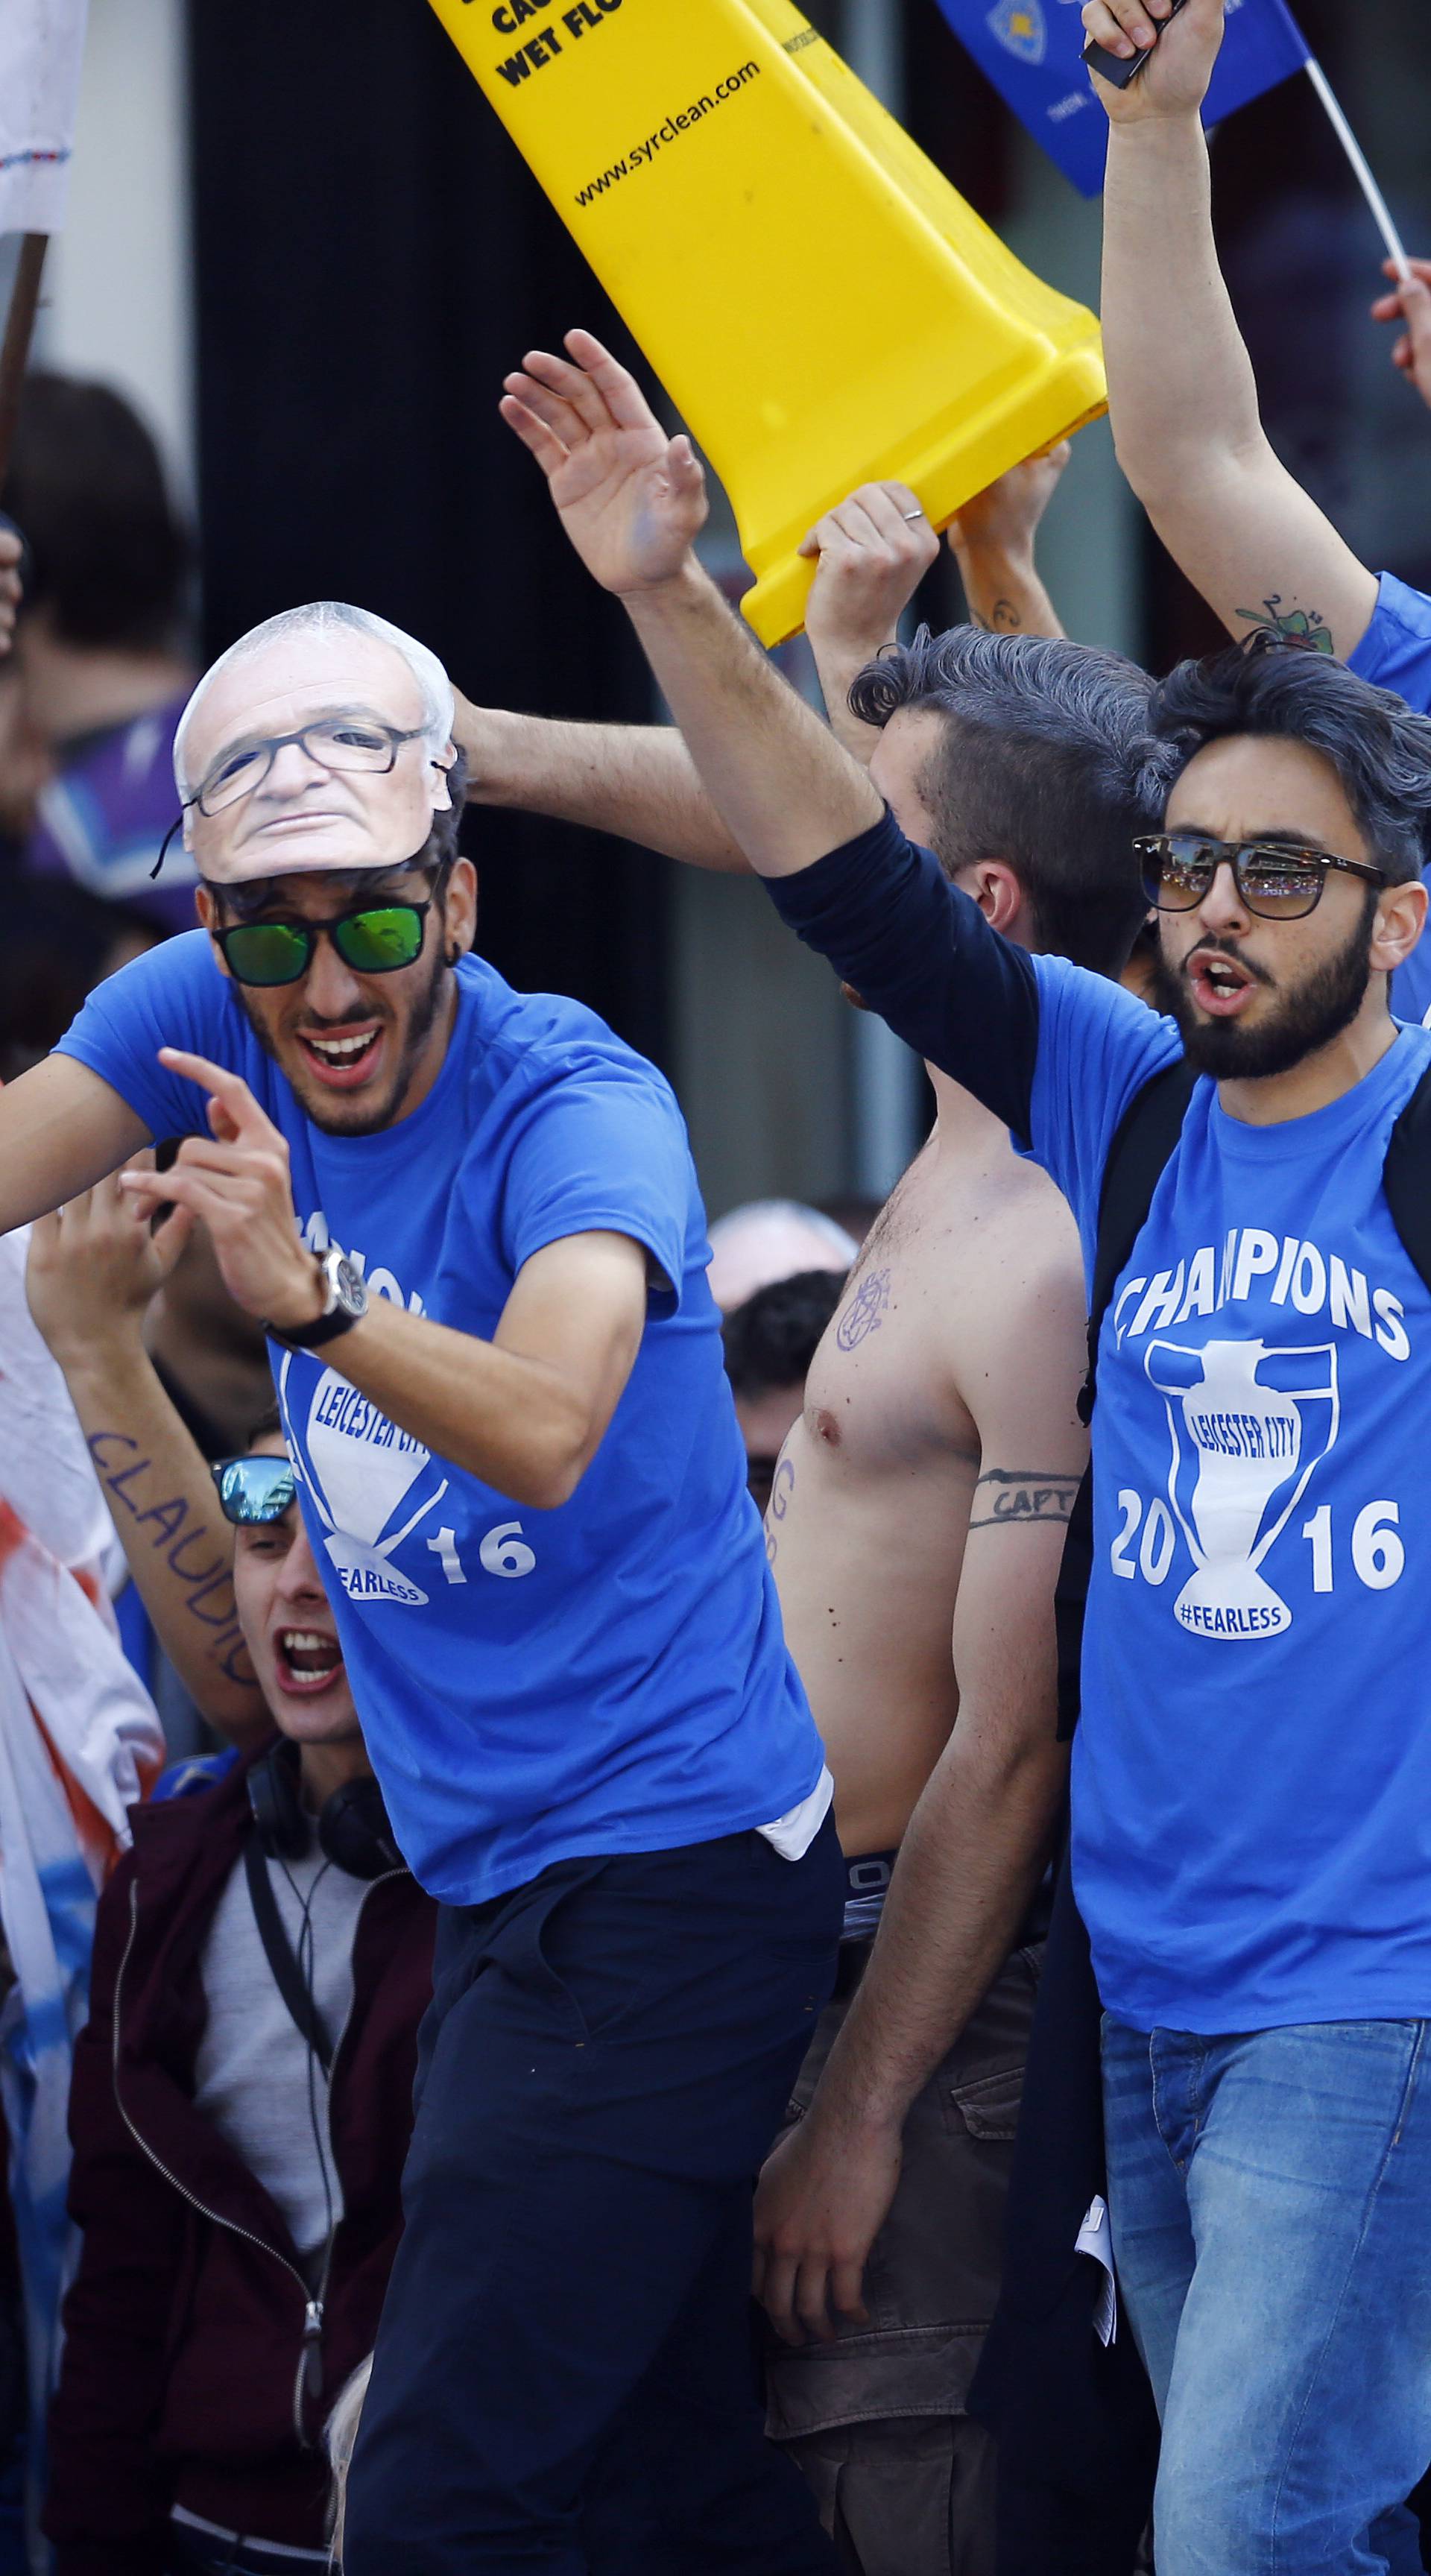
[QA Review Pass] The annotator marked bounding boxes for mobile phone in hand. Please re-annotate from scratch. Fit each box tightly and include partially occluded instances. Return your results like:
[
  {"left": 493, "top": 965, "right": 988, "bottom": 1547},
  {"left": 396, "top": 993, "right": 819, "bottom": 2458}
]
[{"left": 1083, "top": 0, "right": 1190, "bottom": 89}]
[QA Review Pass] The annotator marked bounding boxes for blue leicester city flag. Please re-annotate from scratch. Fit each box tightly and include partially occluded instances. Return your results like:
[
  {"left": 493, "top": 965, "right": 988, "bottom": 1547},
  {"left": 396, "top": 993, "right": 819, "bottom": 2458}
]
[{"left": 935, "top": 0, "right": 1310, "bottom": 195}]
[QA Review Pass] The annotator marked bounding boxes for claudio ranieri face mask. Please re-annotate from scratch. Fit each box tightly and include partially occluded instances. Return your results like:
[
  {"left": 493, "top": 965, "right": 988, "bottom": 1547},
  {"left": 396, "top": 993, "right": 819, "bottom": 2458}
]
[{"left": 171, "top": 600, "right": 458, "bottom": 886}]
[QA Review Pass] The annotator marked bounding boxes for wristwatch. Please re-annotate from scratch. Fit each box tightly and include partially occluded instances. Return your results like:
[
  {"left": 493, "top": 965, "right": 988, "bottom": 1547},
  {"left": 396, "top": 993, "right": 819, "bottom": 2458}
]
[{"left": 265, "top": 1246, "right": 370, "bottom": 1349}]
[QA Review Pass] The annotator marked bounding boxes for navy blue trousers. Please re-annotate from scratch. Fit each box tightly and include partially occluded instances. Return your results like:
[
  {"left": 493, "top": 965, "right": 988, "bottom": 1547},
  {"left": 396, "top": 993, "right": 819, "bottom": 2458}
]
[{"left": 345, "top": 1819, "right": 845, "bottom": 2575}]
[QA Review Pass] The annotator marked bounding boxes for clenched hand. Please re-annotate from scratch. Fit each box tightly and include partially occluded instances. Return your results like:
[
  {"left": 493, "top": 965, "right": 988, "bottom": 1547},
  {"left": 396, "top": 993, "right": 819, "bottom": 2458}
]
[{"left": 1081, "top": 0, "right": 1226, "bottom": 118}]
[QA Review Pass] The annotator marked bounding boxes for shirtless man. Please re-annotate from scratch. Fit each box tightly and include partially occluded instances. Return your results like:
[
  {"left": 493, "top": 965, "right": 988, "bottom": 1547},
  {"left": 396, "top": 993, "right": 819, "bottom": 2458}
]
[{"left": 458, "top": 443, "right": 1161, "bottom": 2570}]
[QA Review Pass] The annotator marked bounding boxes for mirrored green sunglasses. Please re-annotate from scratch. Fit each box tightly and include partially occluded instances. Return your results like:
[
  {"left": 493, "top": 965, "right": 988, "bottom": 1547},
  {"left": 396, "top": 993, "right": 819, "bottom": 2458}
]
[
  {"left": 212, "top": 1454, "right": 298, "bottom": 1525},
  {"left": 215, "top": 898, "right": 432, "bottom": 988}
]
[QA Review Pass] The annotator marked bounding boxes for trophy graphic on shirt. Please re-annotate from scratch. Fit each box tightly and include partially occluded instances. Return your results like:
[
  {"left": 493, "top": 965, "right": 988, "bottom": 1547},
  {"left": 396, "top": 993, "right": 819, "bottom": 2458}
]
[
  {"left": 278, "top": 1356, "right": 446, "bottom": 1608},
  {"left": 1143, "top": 1338, "right": 1339, "bottom": 1638}
]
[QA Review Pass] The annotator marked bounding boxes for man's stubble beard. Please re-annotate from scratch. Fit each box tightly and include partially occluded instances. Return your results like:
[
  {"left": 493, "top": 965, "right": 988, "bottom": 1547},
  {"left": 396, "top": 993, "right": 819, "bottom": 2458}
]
[
  {"left": 1150, "top": 897, "right": 1378, "bottom": 1082},
  {"left": 234, "top": 943, "right": 450, "bottom": 1137}
]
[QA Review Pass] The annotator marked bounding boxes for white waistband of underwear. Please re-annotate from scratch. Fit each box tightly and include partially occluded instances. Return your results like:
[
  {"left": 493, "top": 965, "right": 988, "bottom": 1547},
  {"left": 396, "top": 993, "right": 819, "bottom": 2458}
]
[{"left": 758, "top": 1764, "right": 833, "bottom": 1861}]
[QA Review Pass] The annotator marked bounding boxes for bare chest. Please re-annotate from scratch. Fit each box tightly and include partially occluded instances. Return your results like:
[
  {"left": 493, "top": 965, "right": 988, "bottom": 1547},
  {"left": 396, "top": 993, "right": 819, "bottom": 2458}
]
[{"left": 800, "top": 1154, "right": 982, "bottom": 1474}]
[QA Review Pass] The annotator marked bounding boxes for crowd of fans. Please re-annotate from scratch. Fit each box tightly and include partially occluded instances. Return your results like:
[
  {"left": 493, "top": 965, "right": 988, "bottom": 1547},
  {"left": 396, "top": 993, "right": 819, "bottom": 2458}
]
[{"left": 0, "top": 4, "right": 1430, "bottom": 2572}]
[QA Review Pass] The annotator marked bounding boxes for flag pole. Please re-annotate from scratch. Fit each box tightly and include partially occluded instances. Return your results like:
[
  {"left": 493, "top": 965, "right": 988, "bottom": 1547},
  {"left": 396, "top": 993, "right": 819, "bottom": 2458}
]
[
  {"left": 1303, "top": 59, "right": 1410, "bottom": 281},
  {"left": 0, "top": 232, "right": 48, "bottom": 487}
]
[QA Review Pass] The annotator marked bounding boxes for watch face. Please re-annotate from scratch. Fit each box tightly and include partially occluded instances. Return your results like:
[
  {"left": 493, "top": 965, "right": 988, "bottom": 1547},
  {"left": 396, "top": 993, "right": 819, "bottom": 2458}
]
[{"left": 331, "top": 1254, "right": 368, "bottom": 1319}]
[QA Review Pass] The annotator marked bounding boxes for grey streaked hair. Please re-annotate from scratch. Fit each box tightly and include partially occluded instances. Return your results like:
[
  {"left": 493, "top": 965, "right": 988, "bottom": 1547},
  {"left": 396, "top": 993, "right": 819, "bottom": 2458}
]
[
  {"left": 173, "top": 601, "right": 455, "bottom": 801},
  {"left": 848, "top": 624, "right": 1173, "bottom": 977}
]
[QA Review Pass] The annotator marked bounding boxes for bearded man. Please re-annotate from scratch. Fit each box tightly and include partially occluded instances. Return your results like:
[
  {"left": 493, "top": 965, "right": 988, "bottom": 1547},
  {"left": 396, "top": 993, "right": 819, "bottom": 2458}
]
[{"left": 0, "top": 597, "right": 843, "bottom": 2576}]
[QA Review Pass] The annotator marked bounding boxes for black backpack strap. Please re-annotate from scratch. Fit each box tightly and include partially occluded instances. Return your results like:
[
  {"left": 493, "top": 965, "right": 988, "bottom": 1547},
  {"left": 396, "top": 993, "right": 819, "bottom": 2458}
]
[
  {"left": 1081, "top": 1056, "right": 1201, "bottom": 1412},
  {"left": 1383, "top": 1058, "right": 1431, "bottom": 1295},
  {"left": 1054, "top": 1055, "right": 1198, "bottom": 1740},
  {"left": 243, "top": 1830, "right": 334, "bottom": 2076}
]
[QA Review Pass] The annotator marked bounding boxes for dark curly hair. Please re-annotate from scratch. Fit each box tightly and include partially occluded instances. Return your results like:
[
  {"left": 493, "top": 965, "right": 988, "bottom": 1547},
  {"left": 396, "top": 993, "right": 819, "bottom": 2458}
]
[
  {"left": 1146, "top": 641, "right": 1431, "bottom": 888},
  {"left": 2, "top": 371, "right": 192, "bottom": 652},
  {"left": 722, "top": 1269, "right": 848, "bottom": 1399}
]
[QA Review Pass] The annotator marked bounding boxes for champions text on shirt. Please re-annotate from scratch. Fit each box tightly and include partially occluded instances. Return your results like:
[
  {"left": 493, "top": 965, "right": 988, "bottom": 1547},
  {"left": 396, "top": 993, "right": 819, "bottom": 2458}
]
[{"left": 769, "top": 811, "right": 1431, "bottom": 2035}]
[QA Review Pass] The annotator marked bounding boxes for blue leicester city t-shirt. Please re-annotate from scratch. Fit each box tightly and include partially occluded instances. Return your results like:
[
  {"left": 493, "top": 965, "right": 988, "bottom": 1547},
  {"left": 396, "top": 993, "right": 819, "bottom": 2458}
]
[
  {"left": 1029, "top": 966, "right": 1431, "bottom": 2034},
  {"left": 58, "top": 933, "right": 824, "bottom": 1904},
  {"left": 768, "top": 813, "right": 1431, "bottom": 2036},
  {"left": 1351, "top": 571, "right": 1431, "bottom": 1026}
]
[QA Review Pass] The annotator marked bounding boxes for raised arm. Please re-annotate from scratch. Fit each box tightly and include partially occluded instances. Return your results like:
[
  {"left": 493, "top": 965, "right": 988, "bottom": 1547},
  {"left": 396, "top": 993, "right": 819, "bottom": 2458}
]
[
  {"left": 801, "top": 461, "right": 1067, "bottom": 763},
  {"left": 946, "top": 448, "right": 1069, "bottom": 643},
  {"left": 1083, "top": 0, "right": 1378, "bottom": 657},
  {"left": 0, "top": 1053, "right": 151, "bottom": 1232},
  {"left": 455, "top": 469, "right": 942, "bottom": 835},
  {"left": 499, "top": 332, "right": 882, "bottom": 877},
  {"left": 497, "top": 332, "right": 1052, "bottom": 1117},
  {"left": 25, "top": 1170, "right": 270, "bottom": 1748},
  {"left": 455, "top": 694, "right": 749, "bottom": 871},
  {"left": 751, "top": 1237, "right": 1084, "bottom": 2340},
  {"left": 799, "top": 481, "right": 940, "bottom": 760}
]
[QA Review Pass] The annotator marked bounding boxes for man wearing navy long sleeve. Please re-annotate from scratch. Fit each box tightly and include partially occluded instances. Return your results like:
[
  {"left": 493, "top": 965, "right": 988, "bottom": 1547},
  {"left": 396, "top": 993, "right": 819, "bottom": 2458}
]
[{"left": 505, "top": 329, "right": 1431, "bottom": 2576}]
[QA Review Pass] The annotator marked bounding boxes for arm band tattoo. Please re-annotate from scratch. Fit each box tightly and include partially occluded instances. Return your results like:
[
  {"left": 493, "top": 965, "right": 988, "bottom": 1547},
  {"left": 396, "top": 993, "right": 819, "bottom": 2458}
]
[{"left": 969, "top": 1467, "right": 1081, "bottom": 1530}]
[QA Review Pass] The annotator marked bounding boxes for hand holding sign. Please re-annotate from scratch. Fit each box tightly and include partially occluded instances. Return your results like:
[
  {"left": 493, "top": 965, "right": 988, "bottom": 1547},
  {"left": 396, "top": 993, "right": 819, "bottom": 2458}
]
[
  {"left": 436, "top": 0, "right": 1105, "bottom": 642},
  {"left": 501, "top": 330, "right": 708, "bottom": 595}
]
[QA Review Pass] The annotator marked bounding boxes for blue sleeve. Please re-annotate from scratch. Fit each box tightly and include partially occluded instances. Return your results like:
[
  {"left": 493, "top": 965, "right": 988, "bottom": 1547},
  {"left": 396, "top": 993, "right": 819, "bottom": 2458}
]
[
  {"left": 53, "top": 932, "right": 245, "bottom": 1140},
  {"left": 1026, "top": 954, "right": 1184, "bottom": 1281},
  {"left": 766, "top": 812, "right": 1181, "bottom": 1266},
  {"left": 1349, "top": 577, "right": 1431, "bottom": 1023},
  {"left": 1348, "top": 572, "right": 1431, "bottom": 710},
  {"left": 493, "top": 1056, "right": 695, "bottom": 1313}
]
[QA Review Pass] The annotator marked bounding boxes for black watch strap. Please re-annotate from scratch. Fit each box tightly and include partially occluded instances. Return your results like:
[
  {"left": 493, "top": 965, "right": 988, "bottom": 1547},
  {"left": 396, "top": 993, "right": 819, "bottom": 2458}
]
[
  {"left": 264, "top": 1249, "right": 367, "bottom": 1349},
  {"left": 269, "top": 1300, "right": 362, "bottom": 1351}
]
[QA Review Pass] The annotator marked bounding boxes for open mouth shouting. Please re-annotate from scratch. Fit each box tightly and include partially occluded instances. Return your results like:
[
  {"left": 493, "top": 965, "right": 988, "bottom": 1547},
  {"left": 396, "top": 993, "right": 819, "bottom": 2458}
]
[
  {"left": 1187, "top": 946, "right": 1263, "bottom": 1020},
  {"left": 274, "top": 1627, "right": 346, "bottom": 1698},
  {"left": 296, "top": 1022, "right": 387, "bottom": 1090}
]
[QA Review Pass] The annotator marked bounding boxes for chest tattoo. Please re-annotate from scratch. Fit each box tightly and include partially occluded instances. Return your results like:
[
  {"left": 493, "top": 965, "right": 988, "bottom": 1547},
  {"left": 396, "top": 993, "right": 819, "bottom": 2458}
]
[{"left": 836, "top": 1266, "right": 892, "bottom": 1352}]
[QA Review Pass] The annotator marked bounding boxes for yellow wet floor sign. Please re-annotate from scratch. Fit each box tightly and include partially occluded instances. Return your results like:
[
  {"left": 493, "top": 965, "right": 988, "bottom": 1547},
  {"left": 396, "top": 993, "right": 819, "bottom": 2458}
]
[{"left": 428, "top": 0, "right": 1105, "bottom": 645}]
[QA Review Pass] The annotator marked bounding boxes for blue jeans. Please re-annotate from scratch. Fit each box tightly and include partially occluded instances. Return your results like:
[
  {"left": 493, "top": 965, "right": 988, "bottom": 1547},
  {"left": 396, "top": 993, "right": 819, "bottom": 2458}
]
[{"left": 1102, "top": 2018, "right": 1431, "bottom": 2575}]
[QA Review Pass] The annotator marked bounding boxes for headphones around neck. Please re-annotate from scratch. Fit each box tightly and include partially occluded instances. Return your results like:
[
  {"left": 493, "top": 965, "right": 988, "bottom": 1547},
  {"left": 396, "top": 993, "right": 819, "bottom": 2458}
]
[{"left": 247, "top": 1740, "right": 404, "bottom": 1884}]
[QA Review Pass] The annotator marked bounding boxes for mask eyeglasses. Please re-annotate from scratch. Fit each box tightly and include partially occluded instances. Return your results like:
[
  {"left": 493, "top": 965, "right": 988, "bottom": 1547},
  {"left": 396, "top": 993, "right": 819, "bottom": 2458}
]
[
  {"left": 194, "top": 718, "right": 432, "bottom": 816},
  {"left": 212, "top": 1455, "right": 297, "bottom": 1526},
  {"left": 214, "top": 892, "right": 434, "bottom": 988},
  {"left": 151, "top": 722, "right": 446, "bottom": 882},
  {"left": 1134, "top": 831, "right": 1386, "bottom": 923}
]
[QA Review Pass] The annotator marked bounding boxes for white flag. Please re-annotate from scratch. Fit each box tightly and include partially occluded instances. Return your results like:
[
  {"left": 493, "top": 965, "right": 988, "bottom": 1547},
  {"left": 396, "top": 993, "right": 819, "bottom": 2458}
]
[{"left": 0, "top": 0, "right": 89, "bottom": 236}]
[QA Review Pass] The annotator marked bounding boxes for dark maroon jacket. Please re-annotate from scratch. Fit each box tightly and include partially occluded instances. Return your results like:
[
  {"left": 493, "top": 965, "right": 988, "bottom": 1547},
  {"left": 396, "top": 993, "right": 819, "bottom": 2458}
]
[{"left": 44, "top": 1752, "right": 435, "bottom": 2576}]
